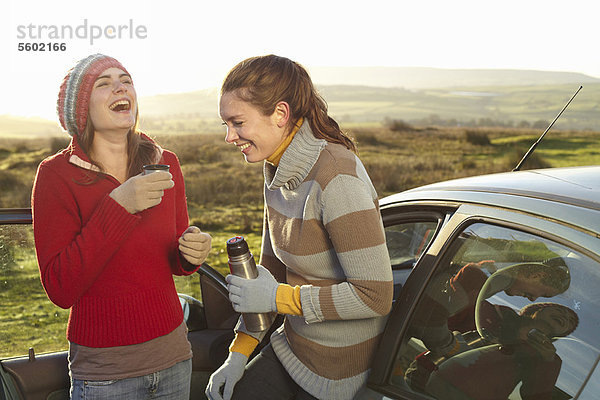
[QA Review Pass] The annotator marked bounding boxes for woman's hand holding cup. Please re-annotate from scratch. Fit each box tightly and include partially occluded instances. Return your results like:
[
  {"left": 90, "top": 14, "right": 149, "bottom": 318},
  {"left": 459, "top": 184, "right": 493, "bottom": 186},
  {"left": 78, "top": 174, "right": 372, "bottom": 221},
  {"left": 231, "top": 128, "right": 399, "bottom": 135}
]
[{"left": 109, "top": 171, "right": 174, "bottom": 214}]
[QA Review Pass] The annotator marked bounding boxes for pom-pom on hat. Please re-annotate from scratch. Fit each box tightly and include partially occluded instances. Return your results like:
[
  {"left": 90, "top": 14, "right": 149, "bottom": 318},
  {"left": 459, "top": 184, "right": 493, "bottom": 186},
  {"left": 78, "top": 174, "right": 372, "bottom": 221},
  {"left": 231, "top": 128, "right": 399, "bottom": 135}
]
[{"left": 57, "top": 54, "right": 129, "bottom": 136}]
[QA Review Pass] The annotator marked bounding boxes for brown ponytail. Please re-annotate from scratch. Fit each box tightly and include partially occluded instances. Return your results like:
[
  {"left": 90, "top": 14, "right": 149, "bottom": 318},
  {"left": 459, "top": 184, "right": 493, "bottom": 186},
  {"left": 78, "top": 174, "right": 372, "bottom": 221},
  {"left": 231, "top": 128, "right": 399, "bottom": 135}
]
[{"left": 221, "top": 55, "right": 356, "bottom": 153}]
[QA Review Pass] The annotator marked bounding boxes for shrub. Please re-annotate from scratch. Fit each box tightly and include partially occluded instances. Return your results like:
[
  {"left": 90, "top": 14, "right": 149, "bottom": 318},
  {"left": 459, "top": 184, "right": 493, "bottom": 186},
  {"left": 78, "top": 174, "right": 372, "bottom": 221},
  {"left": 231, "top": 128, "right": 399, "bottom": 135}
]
[
  {"left": 0, "top": 171, "right": 22, "bottom": 192},
  {"left": 355, "top": 132, "right": 381, "bottom": 146},
  {"left": 386, "top": 119, "right": 414, "bottom": 132},
  {"left": 0, "top": 148, "right": 10, "bottom": 160},
  {"left": 0, "top": 171, "right": 30, "bottom": 207},
  {"left": 532, "top": 120, "right": 550, "bottom": 130},
  {"left": 465, "top": 130, "right": 491, "bottom": 146},
  {"left": 508, "top": 149, "right": 551, "bottom": 170},
  {"left": 460, "top": 159, "right": 477, "bottom": 170},
  {"left": 49, "top": 137, "right": 70, "bottom": 154}
]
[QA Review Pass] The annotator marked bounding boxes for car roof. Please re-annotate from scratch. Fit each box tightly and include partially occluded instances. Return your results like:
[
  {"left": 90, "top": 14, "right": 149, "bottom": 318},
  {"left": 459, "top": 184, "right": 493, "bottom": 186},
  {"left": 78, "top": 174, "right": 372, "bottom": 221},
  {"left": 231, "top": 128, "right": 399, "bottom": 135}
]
[{"left": 381, "top": 166, "right": 600, "bottom": 234}]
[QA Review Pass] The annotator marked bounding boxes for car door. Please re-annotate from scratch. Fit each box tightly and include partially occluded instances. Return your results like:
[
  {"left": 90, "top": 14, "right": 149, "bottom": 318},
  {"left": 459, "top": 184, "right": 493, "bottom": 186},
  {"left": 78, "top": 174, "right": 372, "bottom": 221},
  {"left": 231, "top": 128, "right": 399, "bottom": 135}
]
[
  {"left": 361, "top": 203, "right": 600, "bottom": 399},
  {"left": 0, "top": 208, "right": 237, "bottom": 400}
]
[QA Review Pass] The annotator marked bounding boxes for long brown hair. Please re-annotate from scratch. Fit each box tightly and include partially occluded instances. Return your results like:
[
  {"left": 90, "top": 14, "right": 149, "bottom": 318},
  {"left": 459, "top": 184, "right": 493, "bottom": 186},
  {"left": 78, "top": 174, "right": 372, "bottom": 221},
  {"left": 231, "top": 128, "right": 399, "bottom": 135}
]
[
  {"left": 221, "top": 55, "right": 356, "bottom": 153},
  {"left": 78, "top": 109, "right": 161, "bottom": 179}
]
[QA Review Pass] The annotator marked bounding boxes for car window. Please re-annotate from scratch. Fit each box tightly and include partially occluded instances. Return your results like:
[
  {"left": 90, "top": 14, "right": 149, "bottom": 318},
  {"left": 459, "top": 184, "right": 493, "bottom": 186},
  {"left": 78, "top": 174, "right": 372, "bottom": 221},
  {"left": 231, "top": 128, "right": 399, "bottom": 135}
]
[
  {"left": 0, "top": 223, "right": 67, "bottom": 358},
  {"left": 385, "top": 219, "right": 439, "bottom": 300},
  {"left": 0, "top": 222, "right": 201, "bottom": 359},
  {"left": 385, "top": 221, "right": 437, "bottom": 269},
  {"left": 389, "top": 222, "right": 600, "bottom": 399}
]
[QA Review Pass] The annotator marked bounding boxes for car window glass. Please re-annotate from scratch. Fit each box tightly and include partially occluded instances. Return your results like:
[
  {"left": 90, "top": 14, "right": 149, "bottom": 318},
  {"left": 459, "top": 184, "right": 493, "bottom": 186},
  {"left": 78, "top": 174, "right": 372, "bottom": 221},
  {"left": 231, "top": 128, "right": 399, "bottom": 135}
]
[
  {"left": 385, "top": 220, "right": 439, "bottom": 298},
  {"left": 0, "top": 224, "right": 68, "bottom": 358},
  {"left": 390, "top": 222, "right": 600, "bottom": 399},
  {"left": 385, "top": 221, "right": 438, "bottom": 270},
  {"left": 0, "top": 223, "right": 201, "bottom": 358}
]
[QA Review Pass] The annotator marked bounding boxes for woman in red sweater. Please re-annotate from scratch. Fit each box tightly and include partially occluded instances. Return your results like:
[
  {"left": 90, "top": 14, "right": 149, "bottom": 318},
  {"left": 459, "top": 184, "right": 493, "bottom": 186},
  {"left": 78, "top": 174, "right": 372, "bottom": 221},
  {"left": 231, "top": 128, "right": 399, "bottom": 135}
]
[{"left": 32, "top": 54, "right": 211, "bottom": 399}]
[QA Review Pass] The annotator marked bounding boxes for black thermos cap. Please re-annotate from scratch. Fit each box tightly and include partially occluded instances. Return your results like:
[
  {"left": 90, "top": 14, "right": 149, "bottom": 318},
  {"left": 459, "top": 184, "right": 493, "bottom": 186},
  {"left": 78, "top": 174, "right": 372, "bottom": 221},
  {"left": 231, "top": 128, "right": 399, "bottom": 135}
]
[{"left": 226, "top": 236, "right": 249, "bottom": 257}]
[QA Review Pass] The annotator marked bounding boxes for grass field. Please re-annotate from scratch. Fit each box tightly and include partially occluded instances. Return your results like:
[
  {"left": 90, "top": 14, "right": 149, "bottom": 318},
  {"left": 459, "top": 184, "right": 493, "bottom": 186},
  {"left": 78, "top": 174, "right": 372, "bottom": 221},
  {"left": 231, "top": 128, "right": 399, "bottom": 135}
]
[{"left": 1, "top": 124, "right": 600, "bottom": 358}]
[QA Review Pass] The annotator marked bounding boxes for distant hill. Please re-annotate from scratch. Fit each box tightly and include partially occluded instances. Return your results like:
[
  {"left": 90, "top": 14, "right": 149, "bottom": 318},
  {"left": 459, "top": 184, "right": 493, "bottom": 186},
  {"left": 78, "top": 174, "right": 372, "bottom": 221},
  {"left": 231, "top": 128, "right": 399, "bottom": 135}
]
[
  {"left": 308, "top": 66, "right": 600, "bottom": 89},
  {"left": 137, "top": 67, "right": 599, "bottom": 118},
  {"left": 318, "top": 83, "right": 600, "bottom": 130},
  {"left": 0, "top": 115, "right": 64, "bottom": 137},
  {"left": 137, "top": 81, "right": 600, "bottom": 131},
  {"left": 3, "top": 68, "right": 600, "bottom": 136},
  {"left": 139, "top": 88, "right": 220, "bottom": 118}
]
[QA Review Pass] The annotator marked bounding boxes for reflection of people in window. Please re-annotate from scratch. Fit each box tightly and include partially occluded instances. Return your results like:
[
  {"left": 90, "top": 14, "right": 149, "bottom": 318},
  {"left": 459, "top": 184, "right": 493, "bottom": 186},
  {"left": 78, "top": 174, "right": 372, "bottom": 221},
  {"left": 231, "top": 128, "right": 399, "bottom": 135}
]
[
  {"left": 424, "top": 303, "right": 579, "bottom": 400},
  {"left": 410, "top": 259, "right": 570, "bottom": 356},
  {"left": 520, "top": 302, "right": 579, "bottom": 338},
  {"left": 480, "top": 302, "right": 579, "bottom": 347}
]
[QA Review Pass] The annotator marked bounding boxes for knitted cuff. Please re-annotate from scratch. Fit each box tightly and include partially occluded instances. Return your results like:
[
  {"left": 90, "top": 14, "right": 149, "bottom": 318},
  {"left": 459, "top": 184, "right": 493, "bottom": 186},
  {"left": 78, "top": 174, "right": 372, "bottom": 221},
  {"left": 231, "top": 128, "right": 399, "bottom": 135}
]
[
  {"left": 300, "top": 285, "right": 323, "bottom": 324},
  {"left": 229, "top": 332, "right": 259, "bottom": 358},
  {"left": 276, "top": 284, "right": 303, "bottom": 316},
  {"left": 93, "top": 195, "right": 140, "bottom": 243}
]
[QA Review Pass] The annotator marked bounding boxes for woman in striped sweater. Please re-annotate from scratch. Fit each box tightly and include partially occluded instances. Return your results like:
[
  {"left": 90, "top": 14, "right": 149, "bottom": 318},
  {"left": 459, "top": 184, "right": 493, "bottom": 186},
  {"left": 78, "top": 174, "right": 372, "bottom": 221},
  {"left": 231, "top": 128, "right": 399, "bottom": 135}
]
[{"left": 206, "top": 55, "right": 393, "bottom": 400}]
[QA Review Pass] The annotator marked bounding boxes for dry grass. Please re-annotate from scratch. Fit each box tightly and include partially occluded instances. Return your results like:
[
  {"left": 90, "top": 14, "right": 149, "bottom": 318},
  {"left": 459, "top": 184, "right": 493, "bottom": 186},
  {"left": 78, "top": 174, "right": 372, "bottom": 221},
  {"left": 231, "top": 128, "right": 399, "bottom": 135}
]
[{"left": 2, "top": 125, "right": 600, "bottom": 208}]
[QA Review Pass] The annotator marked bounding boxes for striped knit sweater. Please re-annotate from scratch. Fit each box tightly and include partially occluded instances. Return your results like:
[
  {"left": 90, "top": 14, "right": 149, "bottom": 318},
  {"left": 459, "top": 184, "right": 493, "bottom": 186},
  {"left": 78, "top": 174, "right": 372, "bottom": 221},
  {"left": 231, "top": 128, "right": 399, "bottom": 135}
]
[{"left": 238, "top": 121, "right": 393, "bottom": 399}]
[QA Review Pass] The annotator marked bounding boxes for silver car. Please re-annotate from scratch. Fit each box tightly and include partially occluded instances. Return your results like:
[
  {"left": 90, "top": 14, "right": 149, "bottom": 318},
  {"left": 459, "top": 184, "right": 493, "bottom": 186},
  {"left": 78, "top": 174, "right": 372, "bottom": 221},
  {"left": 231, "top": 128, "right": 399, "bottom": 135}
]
[{"left": 360, "top": 165, "right": 600, "bottom": 399}]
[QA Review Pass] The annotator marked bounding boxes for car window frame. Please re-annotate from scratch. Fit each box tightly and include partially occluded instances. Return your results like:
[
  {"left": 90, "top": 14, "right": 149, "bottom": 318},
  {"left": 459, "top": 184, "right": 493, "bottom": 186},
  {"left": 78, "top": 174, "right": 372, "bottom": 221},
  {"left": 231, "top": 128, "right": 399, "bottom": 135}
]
[
  {"left": 368, "top": 202, "right": 600, "bottom": 399},
  {"left": 0, "top": 208, "right": 221, "bottom": 358},
  {"left": 382, "top": 210, "right": 448, "bottom": 261},
  {"left": 0, "top": 208, "right": 32, "bottom": 224},
  {"left": 577, "top": 355, "right": 600, "bottom": 398},
  {"left": 380, "top": 203, "right": 457, "bottom": 264}
]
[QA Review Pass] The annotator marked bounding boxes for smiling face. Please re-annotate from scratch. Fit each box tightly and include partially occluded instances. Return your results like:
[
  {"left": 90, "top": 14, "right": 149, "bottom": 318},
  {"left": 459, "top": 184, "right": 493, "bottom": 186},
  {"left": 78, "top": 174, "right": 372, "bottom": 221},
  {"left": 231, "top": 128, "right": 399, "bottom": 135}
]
[
  {"left": 219, "top": 91, "right": 288, "bottom": 163},
  {"left": 533, "top": 306, "right": 578, "bottom": 337},
  {"left": 88, "top": 67, "right": 137, "bottom": 134}
]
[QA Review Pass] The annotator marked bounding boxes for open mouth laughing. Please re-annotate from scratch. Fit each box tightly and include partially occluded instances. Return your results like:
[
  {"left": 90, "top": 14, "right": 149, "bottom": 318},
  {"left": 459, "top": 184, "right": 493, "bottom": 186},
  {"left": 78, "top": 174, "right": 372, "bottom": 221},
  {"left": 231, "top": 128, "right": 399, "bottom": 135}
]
[{"left": 109, "top": 99, "right": 131, "bottom": 112}]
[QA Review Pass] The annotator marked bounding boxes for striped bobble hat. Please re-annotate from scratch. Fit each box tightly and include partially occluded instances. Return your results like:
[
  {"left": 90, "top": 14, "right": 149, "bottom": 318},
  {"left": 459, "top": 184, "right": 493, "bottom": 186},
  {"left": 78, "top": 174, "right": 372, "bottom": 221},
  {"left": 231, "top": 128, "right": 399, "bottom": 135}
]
[{"left": 57, "top": 54, "right": 129, "bottom": 136}]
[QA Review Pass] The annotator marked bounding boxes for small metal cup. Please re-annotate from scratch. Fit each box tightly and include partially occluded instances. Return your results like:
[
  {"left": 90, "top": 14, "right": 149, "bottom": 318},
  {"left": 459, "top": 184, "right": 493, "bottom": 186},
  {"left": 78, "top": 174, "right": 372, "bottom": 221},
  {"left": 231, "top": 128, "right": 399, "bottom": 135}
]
[{"left": 142, "top": 164, "right": 170, "bottom": 175}]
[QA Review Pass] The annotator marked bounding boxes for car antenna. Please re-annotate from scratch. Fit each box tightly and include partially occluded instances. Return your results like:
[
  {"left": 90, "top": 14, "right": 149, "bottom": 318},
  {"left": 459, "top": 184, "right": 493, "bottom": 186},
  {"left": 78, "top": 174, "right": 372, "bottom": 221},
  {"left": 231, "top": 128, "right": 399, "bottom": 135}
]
[{"left": 513, "top": 85, "right": 583, "bottom": 171}]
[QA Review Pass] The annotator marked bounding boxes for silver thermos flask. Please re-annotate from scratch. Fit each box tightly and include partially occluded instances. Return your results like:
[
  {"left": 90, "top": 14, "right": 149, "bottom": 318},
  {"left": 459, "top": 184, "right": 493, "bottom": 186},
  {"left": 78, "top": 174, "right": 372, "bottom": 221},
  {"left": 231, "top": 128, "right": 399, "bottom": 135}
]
[{"left": 226, "top": 236, "right": 275, "bottom": 332}]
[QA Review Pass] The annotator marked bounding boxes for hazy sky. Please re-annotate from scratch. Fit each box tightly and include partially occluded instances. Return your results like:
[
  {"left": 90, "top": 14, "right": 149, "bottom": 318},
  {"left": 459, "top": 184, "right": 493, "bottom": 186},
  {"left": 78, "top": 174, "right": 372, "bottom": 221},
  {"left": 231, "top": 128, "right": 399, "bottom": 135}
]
[{"left": 2, "top": 0, "right": 598, "bottom": 120}]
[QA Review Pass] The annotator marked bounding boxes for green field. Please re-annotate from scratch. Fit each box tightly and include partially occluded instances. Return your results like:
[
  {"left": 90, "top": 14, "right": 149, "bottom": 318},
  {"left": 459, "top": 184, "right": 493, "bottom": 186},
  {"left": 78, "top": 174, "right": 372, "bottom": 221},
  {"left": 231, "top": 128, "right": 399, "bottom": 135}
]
[{"left": 1, "top": 124, "right": 600, "bottom": 358}]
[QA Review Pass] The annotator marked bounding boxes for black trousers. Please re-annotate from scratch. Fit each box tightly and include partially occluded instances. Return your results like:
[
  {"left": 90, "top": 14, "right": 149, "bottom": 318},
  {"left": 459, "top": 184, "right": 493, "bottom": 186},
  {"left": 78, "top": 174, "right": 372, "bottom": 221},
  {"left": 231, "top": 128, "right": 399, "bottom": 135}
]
[{"left": 231, "top": 344, "right": 318, "bottom": 400}]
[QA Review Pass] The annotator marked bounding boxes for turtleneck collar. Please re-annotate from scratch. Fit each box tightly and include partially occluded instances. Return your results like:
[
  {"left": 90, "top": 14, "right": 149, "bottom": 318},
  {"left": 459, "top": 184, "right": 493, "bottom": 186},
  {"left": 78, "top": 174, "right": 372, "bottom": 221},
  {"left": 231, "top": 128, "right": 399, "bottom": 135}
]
[
  {"left": 266, "top": 118, "right": 303, "bottom": 167},
  {"left": 264, "top": 119, "right": 327, "bottom": 191}
]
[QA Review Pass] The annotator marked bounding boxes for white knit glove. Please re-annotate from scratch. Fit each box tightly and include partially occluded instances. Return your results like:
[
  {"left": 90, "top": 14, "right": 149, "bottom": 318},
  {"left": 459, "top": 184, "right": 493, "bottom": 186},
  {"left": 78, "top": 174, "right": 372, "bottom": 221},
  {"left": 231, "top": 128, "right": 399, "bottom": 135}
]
[
  {"left": 205, "top": 351, "right": 248, "bottom": 400},
  {"left": 109, "top": 171, "right": 174, "bottom": 214},
  {"left": 178, "top": 226, "right": 212, "bottom": 266},
  {"left": 226, "top": 265, "right": 279, "bottom": 313}
]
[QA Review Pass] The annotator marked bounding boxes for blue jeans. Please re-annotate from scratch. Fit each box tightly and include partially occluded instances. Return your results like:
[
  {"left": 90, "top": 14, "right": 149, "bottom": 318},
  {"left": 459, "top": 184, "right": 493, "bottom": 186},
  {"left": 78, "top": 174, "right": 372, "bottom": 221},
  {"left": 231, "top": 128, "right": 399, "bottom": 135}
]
[{"left": 70, "top": 359, "right": 192, "bottom": 399}]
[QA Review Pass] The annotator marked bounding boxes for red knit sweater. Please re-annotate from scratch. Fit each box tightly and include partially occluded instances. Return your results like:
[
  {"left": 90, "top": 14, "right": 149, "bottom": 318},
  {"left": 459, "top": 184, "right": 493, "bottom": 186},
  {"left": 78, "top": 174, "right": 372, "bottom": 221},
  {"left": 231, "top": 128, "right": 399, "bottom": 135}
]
[{"left": 32, "top": 137, "right": 198, "bottom": 347}]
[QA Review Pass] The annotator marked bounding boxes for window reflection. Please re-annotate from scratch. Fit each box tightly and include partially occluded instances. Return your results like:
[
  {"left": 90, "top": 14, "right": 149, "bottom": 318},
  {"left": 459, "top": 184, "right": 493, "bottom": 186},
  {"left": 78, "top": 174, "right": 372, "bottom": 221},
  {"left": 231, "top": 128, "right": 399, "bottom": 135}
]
[
  {"left": 393, "top": 223, "right": 600, "bottom": 399},
  {"left": 385, "top": 220, "right": 438, "bottom": 298}
]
